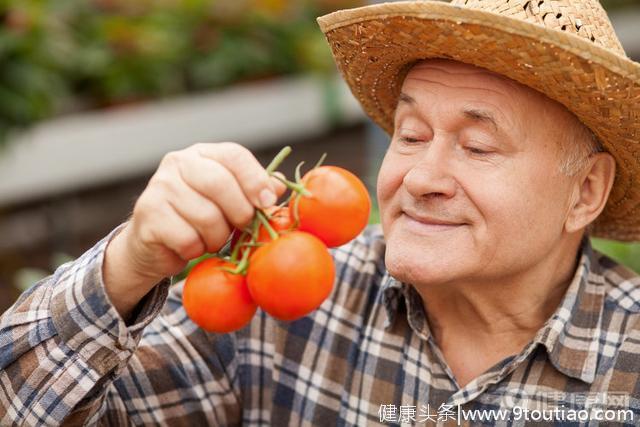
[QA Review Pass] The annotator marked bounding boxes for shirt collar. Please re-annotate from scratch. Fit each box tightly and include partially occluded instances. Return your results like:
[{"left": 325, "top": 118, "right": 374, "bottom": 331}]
[
  {"left": 380, "top": 272, "right": 402, "bottom": 330},
  {"left": 533, "top": 238, "right": 605, "bottom": 384},
  {"left": 380, "top": 238, "right": 605, "bottom": 384},
  {"left": 381, "top": 272, "right": 433, "bottom": 340}
]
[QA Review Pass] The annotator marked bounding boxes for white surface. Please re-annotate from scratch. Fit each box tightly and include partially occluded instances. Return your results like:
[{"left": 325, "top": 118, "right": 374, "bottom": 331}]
[
  {"left": 0, "top": 11, "right": 636, "bottom": 207},
  {"left": 0, "top": 75, "right": 364, "bottom": 207}
]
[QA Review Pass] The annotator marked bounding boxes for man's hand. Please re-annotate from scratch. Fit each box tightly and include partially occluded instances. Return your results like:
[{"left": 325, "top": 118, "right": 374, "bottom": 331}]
[{"left": 102, "top": 142, "right": 286, "bottom": 320}]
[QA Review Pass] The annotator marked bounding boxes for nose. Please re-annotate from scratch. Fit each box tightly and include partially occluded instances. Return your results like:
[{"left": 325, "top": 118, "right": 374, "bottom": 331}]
[{"left": 402, "top": 139, "right": 457, "bottom": 199}]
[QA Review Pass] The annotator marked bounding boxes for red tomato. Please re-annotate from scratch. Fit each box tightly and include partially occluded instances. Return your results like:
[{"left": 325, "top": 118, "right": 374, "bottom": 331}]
[
  {"left": 256, "top": 206, "right": 295, "bottom": 242},
  {"left": 230, "top": 206, "right": 295, "bottom": 257},
  {"left": 183, "top": 258, "right": 257, "bottom": 333},
  {"left": 290, "top": 166, "right": 371, "bottom": 247},
  {"left": 246, "top": 231, "right": 335, "bottom": 321}
]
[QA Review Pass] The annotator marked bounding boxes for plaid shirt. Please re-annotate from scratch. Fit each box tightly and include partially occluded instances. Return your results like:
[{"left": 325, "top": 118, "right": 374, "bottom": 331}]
[{"left": 2, "top": 224, "right": 640, "bottom": 426}]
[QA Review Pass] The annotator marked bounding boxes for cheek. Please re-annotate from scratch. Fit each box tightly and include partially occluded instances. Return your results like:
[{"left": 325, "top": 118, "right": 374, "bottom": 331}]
[
  {"left": 376, "top": 155, "right": 392, "bottom": 201},
  {"left": 474, "top": 167, "right": 570, "bottom": 238},
  {"left": 376, "top": 152, "right": 407, "bottom": 205},
  {"left": 376, "top": 153, "right": 408, "bottom": 226}
]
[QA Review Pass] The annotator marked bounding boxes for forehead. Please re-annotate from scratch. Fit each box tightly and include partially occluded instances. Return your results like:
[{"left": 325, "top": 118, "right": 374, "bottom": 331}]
[
  {"left": 402, "top": 59, "right": 535, "bottom": 107},
  {"left": 398, "top": 59, "right": 574, "bottom": 134}
]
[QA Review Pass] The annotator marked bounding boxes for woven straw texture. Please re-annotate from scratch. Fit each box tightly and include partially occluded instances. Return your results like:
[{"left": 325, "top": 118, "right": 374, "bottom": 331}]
[{"left": 318, "top": 0, "right": 640, "bottom": 241}]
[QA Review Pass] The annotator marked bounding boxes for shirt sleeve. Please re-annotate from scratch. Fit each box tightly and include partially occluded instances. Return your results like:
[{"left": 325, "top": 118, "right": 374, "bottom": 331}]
[{"left": 0, "top": 225, "right": 174, "bottom": 425}]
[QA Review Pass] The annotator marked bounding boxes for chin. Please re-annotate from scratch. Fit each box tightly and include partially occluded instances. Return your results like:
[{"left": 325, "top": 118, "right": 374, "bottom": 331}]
[
  {"left": 382, "top": 214, "right": 473, "bottom": 283},
  {"left": 384, "top": 236, "right": 445, "bottom": 285}
]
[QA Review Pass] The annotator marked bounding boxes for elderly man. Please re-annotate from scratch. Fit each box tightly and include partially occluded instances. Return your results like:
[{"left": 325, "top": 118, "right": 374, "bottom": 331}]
[{"left": 2, "top": 0, "right": 640, "bottom": 425}]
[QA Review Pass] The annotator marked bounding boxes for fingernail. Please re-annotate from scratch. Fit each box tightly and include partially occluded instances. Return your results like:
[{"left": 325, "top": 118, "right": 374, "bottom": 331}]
[{"left": 259, "top": 188, "right": 276, "bottom": 208}]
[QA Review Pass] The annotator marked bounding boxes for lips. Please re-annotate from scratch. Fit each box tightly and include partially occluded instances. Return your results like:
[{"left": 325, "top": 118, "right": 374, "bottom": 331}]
[
  {"left": 400, "top": 210, "right": 466, "bottom": 233},
  {"left": 402, "top": 209, "right": 465, "bottom": 225}
]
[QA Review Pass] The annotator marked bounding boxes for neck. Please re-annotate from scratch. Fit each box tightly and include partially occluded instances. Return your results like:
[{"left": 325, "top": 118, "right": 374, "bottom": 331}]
[{"left": 418, "top": 234, "right": 584, "bottom": 355}]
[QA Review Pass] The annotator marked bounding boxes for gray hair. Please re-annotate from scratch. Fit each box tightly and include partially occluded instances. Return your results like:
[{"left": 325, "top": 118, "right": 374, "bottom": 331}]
[
  {"left": 558, "top": 118, "right": 604, "bottom": 176},
  {"left": 557, "top": 117, "right": 609, "bottom": 236}
]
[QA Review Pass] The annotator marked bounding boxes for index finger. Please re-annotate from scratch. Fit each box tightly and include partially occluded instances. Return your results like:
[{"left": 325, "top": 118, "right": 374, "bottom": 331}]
[{"left": 193, "top": 142, "right": 278, "bottom": 209}]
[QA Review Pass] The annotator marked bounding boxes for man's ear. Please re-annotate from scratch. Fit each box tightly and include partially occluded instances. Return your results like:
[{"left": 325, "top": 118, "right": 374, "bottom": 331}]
[{"left": 565, "top": 153, "right": 616, "bottom": 233}]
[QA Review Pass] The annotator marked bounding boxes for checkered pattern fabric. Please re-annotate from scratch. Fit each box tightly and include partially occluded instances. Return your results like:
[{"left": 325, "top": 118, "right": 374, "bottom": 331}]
[{"left": 2, "top": 225, "right": 640, "bottom": 426}]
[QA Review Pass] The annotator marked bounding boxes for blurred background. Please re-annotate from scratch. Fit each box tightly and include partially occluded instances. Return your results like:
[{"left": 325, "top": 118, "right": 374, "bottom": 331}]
[{"left": 0, "top": 0, "right": 638, "bottom": 312}]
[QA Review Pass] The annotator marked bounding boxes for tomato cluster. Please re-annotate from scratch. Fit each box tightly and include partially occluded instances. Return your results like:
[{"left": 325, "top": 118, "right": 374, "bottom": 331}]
[{"left": 183, "top": 148, "right": 371, "bottom": 333}]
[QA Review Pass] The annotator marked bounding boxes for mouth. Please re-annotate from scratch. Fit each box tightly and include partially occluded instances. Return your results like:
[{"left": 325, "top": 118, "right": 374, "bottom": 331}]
[{"left": 400, "top": 211, "right": 466, "bottom": 233}]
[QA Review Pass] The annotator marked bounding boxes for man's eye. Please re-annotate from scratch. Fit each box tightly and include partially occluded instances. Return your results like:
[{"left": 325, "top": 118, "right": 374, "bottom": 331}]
[
  {"left": 467, "top": 147, "right": 487, "bottom": 154},
  {"left": 465, "top": 146, "right": 491, "bottom": 155},
  {"left": 399, "top": 136, "right": 421, "bottom": 144}
]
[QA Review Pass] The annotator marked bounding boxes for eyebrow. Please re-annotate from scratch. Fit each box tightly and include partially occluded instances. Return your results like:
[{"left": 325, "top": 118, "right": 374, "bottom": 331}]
[
  {"left": 397, "top": 92, "right": 501, "bottom": 133},
  {"left": 398, "top": 92, "right": 416, "bottom": 106},
  {"left": 463, "top": 108, "right": 499, "bottom": 133}
]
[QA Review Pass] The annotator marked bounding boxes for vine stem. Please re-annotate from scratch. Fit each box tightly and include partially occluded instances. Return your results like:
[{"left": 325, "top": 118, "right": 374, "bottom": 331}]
[
  {"left": 256, "top": 209, "right": 278, "bottom": 241},
  {"left": 221, "top": 242, "right": 252, "bottom": 275},
  {"left": 221, "top": 145, "right": 315, "bottom": 274},
  {"left": 229, "top": 235, "right": 242, "bottom": 263},
  {"left": 314, "top": 153, "right": 327, "bottom": 169},
  {"left": 272, "top": 174, "right": 311, "bottom": 196},
  {"left": 266, "top": 146, "right": 292, "bottom": 173},
  {"left": 266, "top": 147, "right": 312, "bottom": 196},
  {"left": 227, "top": 206, "right": 262, "bottom": 268}
]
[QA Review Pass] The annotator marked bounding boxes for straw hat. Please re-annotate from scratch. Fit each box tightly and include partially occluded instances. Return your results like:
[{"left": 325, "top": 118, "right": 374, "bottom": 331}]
[{"left": 317, "top": 0, "right": 640, "bottom": 241}]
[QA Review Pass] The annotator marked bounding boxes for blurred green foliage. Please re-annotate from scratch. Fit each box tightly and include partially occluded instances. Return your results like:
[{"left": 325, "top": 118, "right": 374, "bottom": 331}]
[
  {"left": 0, "top": 0, "right": 632, "bottom": 143},
  {"left": 592, "top": 238, "right": 640, "bottom": 274},
  {"left": 0, "top": 0, "right": 363, "bottom": 142},
  {"left": 600, "top": 0, "right": 638, "bottom": 9}
]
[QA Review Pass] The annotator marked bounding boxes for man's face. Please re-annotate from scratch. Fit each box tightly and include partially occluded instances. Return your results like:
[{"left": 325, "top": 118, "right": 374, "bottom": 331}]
[{"left": 378, "top": 59, "right": 581, "bottom": 288}]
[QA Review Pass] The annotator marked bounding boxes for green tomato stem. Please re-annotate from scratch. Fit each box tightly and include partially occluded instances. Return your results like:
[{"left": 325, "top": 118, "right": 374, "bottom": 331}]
[
  {"left": 266, "top": 146, "right": 292, "bottom": 173},
  {"left": 291, "top": 192, "right": 302, "bottom": 227},
  {"left": 216, "top": 145, "right": 309, "bottom": 274},
  {"left": 229, "top": 201, "right": 264, "bottom": 265},
  {"left": 256, "top": 209, "right": 279, "bottom": 240},
  {"left": 229, "top": 231, "right": 247, "bottom": 263},
  {"left": 313, "top": 153, "right": 327, "bottom": 169},
  {"left": 294, "top": 161, "right": 304, "bottom": 183},
  {"left": 223, "top": 234, "right": 254, "bottom": 274},
  {"left": 271, "top": 173, "right": 312, "bottom": 197},
  {"left": 241, "top": 242, "right": 264, "bottom": 248}
]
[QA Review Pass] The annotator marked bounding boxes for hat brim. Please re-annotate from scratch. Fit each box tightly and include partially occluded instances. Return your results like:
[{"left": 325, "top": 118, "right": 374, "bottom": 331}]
[{"left": 318, "top": 1, "right": 640, "bottom": 241}]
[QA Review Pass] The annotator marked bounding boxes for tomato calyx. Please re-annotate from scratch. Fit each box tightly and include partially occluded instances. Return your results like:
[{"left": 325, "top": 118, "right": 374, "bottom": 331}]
[{"left": 285, "top": 152, "right": 328, "bottom": 226}]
